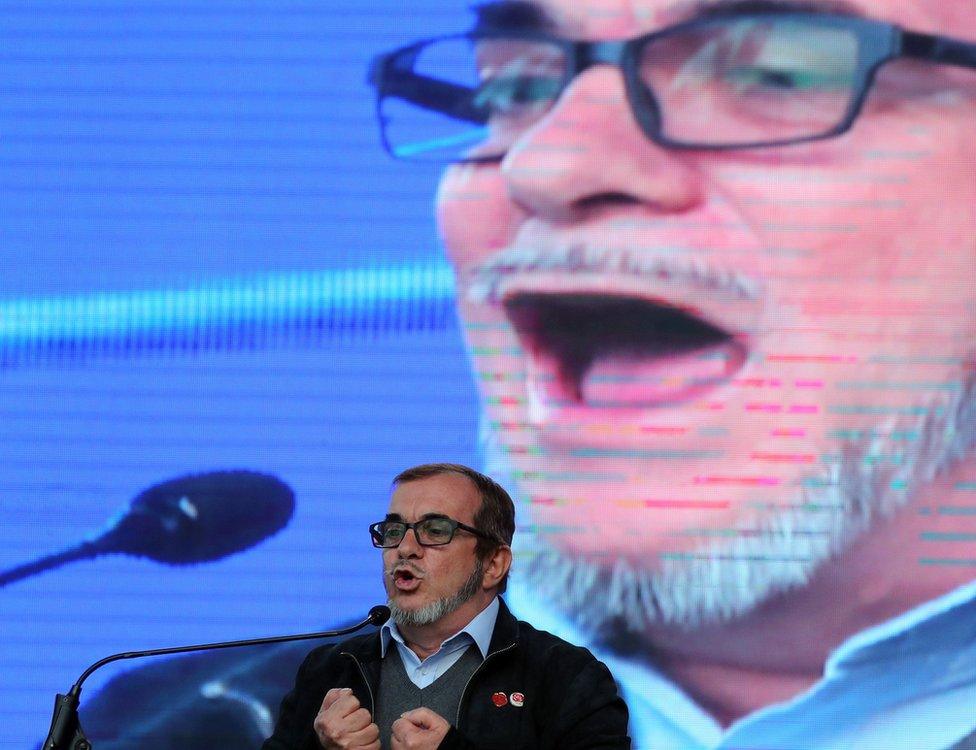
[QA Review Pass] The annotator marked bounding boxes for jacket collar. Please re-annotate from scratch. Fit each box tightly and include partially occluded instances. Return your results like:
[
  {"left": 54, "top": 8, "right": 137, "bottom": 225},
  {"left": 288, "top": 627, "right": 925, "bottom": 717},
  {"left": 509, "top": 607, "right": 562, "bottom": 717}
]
[
  {"left": 346, "top": 595, "right": 520, "bottom": 666},
  {"left": 486, "top": 596, "right": 520, "bottom": 654}
]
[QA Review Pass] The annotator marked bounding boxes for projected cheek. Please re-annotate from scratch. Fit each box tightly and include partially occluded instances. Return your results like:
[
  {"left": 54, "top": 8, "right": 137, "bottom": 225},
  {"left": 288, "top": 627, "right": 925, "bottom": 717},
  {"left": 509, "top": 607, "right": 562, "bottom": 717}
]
[{"left": 436, "top": 164, "right": 522, "bottom": 269}]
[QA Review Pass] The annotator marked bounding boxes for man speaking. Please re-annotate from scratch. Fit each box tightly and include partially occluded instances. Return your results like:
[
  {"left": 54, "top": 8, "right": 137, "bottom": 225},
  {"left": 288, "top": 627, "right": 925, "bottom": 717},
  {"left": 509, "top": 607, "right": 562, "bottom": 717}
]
[{"left": 262, "top": 463, "right": 630, "bottom": 750}]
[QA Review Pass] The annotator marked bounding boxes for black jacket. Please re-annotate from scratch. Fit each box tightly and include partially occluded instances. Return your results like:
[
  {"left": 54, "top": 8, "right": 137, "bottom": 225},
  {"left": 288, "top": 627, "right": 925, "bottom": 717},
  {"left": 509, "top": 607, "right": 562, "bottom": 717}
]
[{"left": 263, "top": 598, "right": 630, "bottom": 750}]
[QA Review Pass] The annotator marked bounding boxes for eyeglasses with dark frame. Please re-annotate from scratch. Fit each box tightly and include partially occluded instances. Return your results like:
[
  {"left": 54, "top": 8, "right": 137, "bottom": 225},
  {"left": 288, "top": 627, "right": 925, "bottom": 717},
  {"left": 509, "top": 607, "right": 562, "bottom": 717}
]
[
  {"left": 367, "top": 10, "right": 976, "bottom": 162},
  {"left": 369, "top": 516, "right": 495, "bottom": 548}
]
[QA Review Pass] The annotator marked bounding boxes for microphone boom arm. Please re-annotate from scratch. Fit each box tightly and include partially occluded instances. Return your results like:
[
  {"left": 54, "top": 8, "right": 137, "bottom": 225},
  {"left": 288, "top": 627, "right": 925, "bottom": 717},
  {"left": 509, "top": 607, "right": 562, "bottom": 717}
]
[
  {"left": 0, "top": 543, "right": 100, "bottom": 588},
  {"left": 41, "top": 606, "right": 391, "bottom": 750}
]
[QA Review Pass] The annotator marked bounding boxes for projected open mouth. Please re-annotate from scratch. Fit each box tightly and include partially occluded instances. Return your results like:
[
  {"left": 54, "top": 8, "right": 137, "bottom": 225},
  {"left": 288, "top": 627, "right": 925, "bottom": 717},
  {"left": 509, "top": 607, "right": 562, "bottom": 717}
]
[{"left": 503, "top": 291, "right": 749, "bottom": 409}]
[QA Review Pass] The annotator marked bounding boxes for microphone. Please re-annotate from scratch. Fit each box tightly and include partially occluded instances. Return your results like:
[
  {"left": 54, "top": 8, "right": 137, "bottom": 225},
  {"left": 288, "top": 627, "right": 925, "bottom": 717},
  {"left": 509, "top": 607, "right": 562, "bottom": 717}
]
[
  {"left": 41, "top": 605, "right": 391, "bottom": 750},
  {"left": 0, "top": 470, "right": 295, "bottom": 588}
]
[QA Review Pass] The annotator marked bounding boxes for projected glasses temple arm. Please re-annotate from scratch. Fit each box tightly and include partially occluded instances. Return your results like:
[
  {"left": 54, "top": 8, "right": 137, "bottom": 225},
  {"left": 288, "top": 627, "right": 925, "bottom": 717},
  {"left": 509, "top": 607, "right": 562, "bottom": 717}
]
[
  {"left": 369, "top": 52, "right": 489, "bottom": 124},
  {"left": 900, "top": 31, "right": 976, "bottom": 69}
]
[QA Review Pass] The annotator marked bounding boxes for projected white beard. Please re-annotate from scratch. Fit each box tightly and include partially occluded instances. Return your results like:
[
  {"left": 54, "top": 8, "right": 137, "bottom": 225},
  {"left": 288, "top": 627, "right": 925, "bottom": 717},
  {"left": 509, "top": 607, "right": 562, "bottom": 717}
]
[
  {"left": 485, "top": 374, "right": 976, "bottom": 634},
  {"left": 388, "top": 557, "right": 485, "bottom": 628}
]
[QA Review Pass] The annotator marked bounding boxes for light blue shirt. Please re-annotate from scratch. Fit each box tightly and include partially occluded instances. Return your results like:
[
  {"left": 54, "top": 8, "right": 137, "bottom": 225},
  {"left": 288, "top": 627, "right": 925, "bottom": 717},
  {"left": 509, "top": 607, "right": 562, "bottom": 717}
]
[
  {"left": 509, "top": 577, "right": 976, "bottom": 750},
  {"left": 379, "top": 597, "right": 499, "bottom": 689}
]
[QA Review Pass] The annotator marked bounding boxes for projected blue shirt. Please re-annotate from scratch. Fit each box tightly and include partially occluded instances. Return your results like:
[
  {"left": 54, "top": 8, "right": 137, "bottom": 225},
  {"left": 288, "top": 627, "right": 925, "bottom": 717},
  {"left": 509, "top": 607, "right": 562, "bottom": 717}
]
[{"left": 509, "top": 578, "right": 976, "bottom": 750}]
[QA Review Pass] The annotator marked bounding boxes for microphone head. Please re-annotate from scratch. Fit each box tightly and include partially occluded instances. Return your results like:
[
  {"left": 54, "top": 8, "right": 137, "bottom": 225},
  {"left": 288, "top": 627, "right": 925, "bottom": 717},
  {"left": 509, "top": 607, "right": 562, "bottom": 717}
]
[
  {"left": 368, "top": 605, "right": 391, "bottom": 626},
  {"left": 96, "top": 470, "right": 295, "bottom": 564}
]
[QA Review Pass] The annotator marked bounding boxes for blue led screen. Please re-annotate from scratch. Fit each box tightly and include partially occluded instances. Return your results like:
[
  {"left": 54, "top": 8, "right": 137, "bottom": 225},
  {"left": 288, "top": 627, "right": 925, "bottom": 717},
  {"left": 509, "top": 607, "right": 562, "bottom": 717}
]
[{"left": 3, "top": 2, "right": 976, "bottom": 749}]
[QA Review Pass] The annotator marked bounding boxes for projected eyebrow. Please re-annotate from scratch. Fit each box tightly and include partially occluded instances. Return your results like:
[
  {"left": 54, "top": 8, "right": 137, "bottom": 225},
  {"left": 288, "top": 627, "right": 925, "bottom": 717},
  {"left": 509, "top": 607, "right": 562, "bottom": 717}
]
[
  {"left": 685, "top": 0, "right": 866, "bottom": 21},
  {"left": 472, "top": 0, "right": 867, "bottom": 34},
  {"left": 471, "top": 1, "right": 556, "bottom": 32}
]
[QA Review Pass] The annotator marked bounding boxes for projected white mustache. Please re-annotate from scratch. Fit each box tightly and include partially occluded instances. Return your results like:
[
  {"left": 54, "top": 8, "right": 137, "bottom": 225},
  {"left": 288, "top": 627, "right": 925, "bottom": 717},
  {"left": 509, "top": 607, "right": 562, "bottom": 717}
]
[
  {"left": 468, "top": 243, "right": 760, "bottom": 305},
  {"left": 0, "top": 262, "right": 456, "bottom": 368}
]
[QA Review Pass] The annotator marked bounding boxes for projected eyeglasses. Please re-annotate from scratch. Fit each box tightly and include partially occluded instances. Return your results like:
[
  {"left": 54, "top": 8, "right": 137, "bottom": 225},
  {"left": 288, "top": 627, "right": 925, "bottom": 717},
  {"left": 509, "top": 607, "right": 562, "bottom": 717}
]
[{"left": 367, "top": 9, "right": 976, "bottom": 161}]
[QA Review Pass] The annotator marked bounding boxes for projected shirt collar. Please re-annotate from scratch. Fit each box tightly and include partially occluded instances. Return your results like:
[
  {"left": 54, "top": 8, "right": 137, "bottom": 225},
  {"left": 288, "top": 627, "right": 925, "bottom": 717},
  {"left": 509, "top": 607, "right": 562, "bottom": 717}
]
[{"left": 509, "top": 577, "right": 976, "bottom": 750}]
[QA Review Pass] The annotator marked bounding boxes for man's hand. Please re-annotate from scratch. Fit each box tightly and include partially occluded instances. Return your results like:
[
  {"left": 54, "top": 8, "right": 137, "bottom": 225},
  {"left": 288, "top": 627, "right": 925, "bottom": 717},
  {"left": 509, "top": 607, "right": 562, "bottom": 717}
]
[
  {"left": 390, "top": 707, "right": 451, "bottom": 750},
  {"left": 313, "top": 687, "right": 380, "bottom": 750}
]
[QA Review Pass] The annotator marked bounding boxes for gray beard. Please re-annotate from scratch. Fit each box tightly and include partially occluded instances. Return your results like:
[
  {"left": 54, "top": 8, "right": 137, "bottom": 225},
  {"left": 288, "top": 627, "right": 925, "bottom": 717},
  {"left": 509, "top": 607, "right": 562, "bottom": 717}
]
[
  {"left": 485, "top": 372, "right": 976, "bottom": 635},
  {"left": 387, "top": 557, "right": 485, "bottom": 628}
]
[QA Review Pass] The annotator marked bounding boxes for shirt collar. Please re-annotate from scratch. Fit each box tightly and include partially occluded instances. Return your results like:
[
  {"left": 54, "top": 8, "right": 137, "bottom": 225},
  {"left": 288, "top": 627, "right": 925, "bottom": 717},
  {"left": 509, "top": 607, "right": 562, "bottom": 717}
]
[
  {"left": 380, "top": 596, "right": 500, "bottom": 660},
  {"left": 827, "top": 577, "right": 976, "bottom": 670}
]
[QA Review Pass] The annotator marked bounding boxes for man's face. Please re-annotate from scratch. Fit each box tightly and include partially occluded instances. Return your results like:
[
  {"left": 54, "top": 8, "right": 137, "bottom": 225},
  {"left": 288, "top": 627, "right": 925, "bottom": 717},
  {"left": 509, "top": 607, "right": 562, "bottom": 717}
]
[
  {"left": 382, "top": 473, "right": 487, "bottom": 625},
  {"left": 436, "top": 0, "right": 976, "bottom": 628}
]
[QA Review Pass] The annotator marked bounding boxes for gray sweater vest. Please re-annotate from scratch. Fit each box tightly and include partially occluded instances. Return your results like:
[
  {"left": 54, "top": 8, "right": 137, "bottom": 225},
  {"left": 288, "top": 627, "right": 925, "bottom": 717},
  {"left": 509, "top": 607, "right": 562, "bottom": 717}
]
[{"left": 375, "top": 645, "right": 482, "bottom": 750}]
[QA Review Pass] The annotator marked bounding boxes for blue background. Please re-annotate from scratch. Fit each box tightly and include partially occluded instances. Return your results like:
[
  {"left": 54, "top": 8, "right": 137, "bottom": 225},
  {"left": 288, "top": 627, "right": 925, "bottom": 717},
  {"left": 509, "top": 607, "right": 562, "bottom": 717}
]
[{"left": 0, "top": 2, "right": 477, "bottom": 747}]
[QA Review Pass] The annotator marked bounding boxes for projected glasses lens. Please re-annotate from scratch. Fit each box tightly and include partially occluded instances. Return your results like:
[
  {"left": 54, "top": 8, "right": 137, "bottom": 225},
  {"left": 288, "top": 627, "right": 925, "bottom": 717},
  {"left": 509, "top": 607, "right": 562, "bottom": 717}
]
[
  {"left": 374, "top": 35, "right": 568, "bottom": 162},
  {"left": 638, "top": 17, "right": 860, "bottom": 147}
]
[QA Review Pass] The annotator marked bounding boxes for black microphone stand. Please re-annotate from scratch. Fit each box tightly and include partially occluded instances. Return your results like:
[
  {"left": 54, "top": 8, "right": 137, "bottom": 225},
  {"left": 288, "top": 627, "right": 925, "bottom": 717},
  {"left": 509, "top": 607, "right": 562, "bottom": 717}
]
[
  {"left": 0, "top": 542, "right": 102, "bottom": 588},
  {"left": 41, "top": 606, "right": 391, "bottom": 750}
]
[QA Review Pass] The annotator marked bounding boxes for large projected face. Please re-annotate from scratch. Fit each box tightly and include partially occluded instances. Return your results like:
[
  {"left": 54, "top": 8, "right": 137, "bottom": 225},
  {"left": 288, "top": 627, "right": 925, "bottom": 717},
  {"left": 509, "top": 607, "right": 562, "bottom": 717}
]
[{"left": 436, "top": 0, "right": 976, "bottom": 632}]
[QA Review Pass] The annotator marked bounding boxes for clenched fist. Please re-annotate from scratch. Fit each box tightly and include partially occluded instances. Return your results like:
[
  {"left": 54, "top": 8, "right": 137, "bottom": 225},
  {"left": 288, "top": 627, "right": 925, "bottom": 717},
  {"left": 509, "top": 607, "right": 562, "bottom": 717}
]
[
  {"left": 313, "top": 687, "right": 380, "bottom": 750},
  {"left": 391, "top": 707, "right": 451, "bottom": 750}
]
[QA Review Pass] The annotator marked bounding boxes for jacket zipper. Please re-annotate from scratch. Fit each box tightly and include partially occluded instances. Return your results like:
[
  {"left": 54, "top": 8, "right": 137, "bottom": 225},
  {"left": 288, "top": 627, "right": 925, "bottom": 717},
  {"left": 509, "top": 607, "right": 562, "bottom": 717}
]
[
  {"left": 455, "top": 643, "right": 518, "bottom": 728},
  {"left": 340, "top": 651, "right": 376, "bottom": 714}
]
